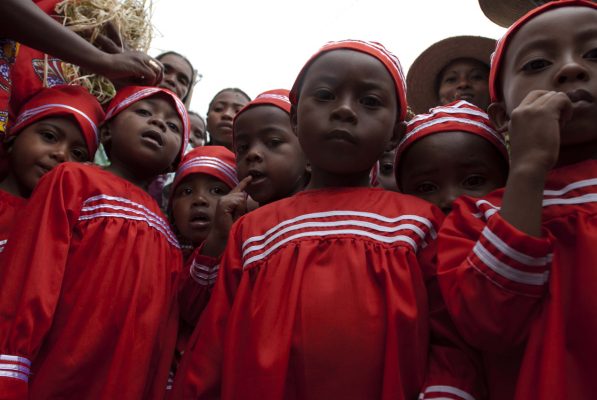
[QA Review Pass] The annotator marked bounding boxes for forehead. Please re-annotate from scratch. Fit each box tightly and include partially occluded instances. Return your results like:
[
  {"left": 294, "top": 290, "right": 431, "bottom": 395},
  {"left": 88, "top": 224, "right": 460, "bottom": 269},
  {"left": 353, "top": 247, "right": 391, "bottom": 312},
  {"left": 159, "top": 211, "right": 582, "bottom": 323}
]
[
  {"left": 235, "top": 105, "right": 291, "bottom": 135},
  {"left": 505, "top": 7, "right": 597, "bottom": 59},
  {"left": 404, "top": 131, "right": 502, "bottom": 169},
  {"left": 442, "top": 58, "right": 489, "bottom": 73},
  {"left": 189, "top": 114, "right": 205, "bottom": 128},
  {"left": 29, "top": 115, "right": 80, "bottom": 131},
  {"left": 304, "top": 49, "right": 394, "bottom": 87},
  {"left": 160, "top": 54, "right": 193, "bottom": 75},
  {"left": 212, "top": 91, "right": 249, "bottom": 106},
  {"left": 133, "top": 96, "right": 180, "bottom": 118}
]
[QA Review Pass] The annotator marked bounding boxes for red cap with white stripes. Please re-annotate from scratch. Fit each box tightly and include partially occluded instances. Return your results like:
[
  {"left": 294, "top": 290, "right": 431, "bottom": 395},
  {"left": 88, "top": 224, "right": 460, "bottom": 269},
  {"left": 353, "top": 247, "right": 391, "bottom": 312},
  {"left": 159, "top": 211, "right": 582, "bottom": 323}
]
[
  {"left": 289, "top": 40, "right": 408, "bottom": 122},
  {"left": 489, "top": 0, "right": 597, "bottom": 102},
  {"left": 171, "top": 145, "right": 239, "bottom": 199},
  {"left": 394, "top": 100, "right": 508, "bottom": 182},
  {"left": 104, "top": 86, "right": 190, "bottom": 167},
  {"left": 9, "top": 85, "right": 105, "bottom": 159}
]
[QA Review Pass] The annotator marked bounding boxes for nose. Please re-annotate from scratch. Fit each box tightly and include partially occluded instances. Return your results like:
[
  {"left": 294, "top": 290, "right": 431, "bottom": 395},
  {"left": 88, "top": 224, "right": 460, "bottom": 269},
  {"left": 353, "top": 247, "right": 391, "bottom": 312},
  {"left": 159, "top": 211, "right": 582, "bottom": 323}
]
[
  {"left": 331, "top": 98, "right": 357, "bottom": 123},
  {"left": 456, "top": 75, "right": 471, "bottom": 89},
  {"left": 50, "top": 145, "right": 67, "bottom": 163},
  {"left": 222, "top": 107, "right": 235, "bottom": 120},
  {"left": 192, "top": 189, "right": 210, "bottom": 206},
  {"left": 245, "top": 143, "right": 264, "bottom": 163},
  {"left": 150, "top": 116, "right": 167, "bottom": 132},
  {"left": 438, "top": 187, "right": 460, "bottom": 215},
  {"left": 555, "top": 57, "right": 589, "bottom": 85}
]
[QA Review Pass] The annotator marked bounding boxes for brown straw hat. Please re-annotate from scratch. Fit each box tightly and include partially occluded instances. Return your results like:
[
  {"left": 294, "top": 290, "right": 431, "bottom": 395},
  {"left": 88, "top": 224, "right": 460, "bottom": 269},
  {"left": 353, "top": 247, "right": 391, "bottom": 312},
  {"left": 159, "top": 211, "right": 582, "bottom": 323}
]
[
  {"left": 406, "top": 35, "right": 496, "bottom": 114},
  {"left": 478, "top": 0, "right": 540, "bottom": 27}
]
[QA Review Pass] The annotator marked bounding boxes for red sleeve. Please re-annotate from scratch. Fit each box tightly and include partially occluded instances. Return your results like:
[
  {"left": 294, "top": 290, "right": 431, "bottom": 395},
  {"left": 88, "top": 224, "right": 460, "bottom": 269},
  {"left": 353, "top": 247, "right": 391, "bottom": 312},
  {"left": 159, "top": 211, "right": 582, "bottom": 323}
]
[
  {"left": 437, "top": 196, "right": 553, "bottom": 351},
  {"left": 170, "top": 218, "right": 244, "bottom": 400},
  {"left": 0, "top": 164, "right": 84, "bottom": 398},
  {"left": 178, "top": 245, "right": 221, "bottom": 328},
  {"left": 418, "top": 214, "right": 486, "bottom": 400}
]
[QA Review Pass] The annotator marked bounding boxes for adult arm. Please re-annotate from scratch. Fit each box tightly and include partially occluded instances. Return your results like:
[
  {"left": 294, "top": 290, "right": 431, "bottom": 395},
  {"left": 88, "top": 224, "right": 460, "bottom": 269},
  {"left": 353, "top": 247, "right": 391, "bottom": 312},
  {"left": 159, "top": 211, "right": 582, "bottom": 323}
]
[{"left": 0, "top": 0, "right": 162, "bottom": 86}]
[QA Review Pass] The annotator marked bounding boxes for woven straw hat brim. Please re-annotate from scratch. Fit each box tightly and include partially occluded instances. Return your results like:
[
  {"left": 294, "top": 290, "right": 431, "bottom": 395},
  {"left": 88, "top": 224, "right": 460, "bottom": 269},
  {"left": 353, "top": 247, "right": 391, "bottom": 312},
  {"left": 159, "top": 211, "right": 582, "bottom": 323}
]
[{"left": 406, "top": 36, "right": 496, "bottom": 115}]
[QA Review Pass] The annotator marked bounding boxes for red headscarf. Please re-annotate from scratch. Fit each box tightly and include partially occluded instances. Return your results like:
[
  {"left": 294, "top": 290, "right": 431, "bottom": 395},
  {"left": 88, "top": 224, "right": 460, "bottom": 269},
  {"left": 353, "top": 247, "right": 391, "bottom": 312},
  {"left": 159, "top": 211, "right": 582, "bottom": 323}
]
[
  {"left": 289, "top": 40, "right": 408, "bottom": 122},
  {"left": 104, "top": 86, "right": 190, "bottom": 167},
  {"left": 169, "top": 145, "right": 238, "bottom": 209},
  {"left": 489, "top": 0, "right": 597, "bottom": 102},
  {"left": 8, "top": 85, "right": 105, "bottom": 158},
  {"left": 394, "top": 100, "right": 508, "bottom": 183}
]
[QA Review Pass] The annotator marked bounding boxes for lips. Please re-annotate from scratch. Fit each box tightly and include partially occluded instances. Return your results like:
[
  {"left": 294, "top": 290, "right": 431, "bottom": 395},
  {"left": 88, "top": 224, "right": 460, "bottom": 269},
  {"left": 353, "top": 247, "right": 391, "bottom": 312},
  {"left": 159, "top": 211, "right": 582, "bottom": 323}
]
[
  {"left": 324, "top": 129, "right": 357, "bottom": 144},
  {"left": 218, "top": 122, "right": 233, "bottom": 132},
  {"left": 189, "top": 209, "right": 211, "bottom": 229},
  {"left": 36, "top": 163, "right": 54, "bottom": 176},
  {"left": 141, "top": 130, "right": 164, "bottom": 147},
  {"left": 566, "top": 89, "right": 594, "bottom": 104},
  {"left": 247, "top": 169, "right": 267, "bottom": 185},
  {"left": 455, "top": 92, "right": 475, "bottom": 102}
]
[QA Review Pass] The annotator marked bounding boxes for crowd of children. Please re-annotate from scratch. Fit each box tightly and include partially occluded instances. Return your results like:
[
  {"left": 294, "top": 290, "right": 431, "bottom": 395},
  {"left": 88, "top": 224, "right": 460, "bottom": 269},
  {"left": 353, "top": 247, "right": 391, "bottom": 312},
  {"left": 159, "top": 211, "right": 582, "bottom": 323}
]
[{"left": 0, "top": 0, "right": 596, "bottom": 399}]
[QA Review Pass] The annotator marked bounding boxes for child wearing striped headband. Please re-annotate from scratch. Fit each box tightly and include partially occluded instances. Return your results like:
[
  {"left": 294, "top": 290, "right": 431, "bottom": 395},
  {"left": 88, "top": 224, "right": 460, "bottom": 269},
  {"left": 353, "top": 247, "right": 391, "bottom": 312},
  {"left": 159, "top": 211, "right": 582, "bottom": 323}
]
[
  {"left": 233, "top": 89, "right": 309, "bottom": 206},
  {"left": 171, "top": 40, "right": 483, "bottom": 400},
  {"left": 0, "top": 86, "right": 189, "bottom": 398},
  {"left": 437, "top": 1, "right": 597, "bottom": 399},
  {"left": 0, "top": 85, "right": 103, "bottom": 255},
  {"left": 169, "top": 146, "right": 250, "bottom": 383},
  {"left": 396, "top": 100, "right": 508, "bottom": 214}
]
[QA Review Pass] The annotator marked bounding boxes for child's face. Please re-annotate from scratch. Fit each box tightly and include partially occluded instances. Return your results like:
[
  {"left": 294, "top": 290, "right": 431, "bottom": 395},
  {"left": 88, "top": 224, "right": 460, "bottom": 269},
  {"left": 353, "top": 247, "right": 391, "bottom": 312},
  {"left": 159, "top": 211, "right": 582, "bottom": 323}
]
[
  {"left": 189, "top": 114, "right": 206, "bottom": 147},
  {"left": 438, "top": 58, "right": 490, "bottom": 110},
  {"left": 172, "top": 173, "right": 231, "bottom": 245},
  {"left": 399, "top": 132, "right": 507, "bottom": 214},
  {"left": 498, "top": 6, "right": 597, "bottom": 145},
  {"left": 234, "top": 105, "right": 307, "bottom": 204},
  {"left": 105, "top": 96, "right": 182, "bottom": 175},
  {"left": 8, "top": 117, "right": 88, "bottom": 193},
  {"left": 159, "top": 54, "right": 193, "bottom": 100},
  {"left": 377, "top": 149, "right": 398, "bottom": 191},
  {"left": 207, "top": 91, "right": 249, "bottom": 149},
  {"left": 293, "top": 50, "right": 399, "bottom": 186}
]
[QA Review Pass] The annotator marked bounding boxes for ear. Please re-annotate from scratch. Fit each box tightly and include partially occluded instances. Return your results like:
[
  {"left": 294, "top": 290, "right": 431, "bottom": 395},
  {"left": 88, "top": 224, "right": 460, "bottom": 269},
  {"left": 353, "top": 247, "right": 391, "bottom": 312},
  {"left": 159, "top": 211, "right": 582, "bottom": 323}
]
[
  {"left": 488, "top": 102, "right": 509, "bottom": 134},
  {"left": 100, "top": 123, "right": 111, "bottom": 146},
  {"left": 290, "top": 105, "right": 298, "bottom": 137},
  {"left": 387, "top": 121, "right": 406, "bottom": 152}
]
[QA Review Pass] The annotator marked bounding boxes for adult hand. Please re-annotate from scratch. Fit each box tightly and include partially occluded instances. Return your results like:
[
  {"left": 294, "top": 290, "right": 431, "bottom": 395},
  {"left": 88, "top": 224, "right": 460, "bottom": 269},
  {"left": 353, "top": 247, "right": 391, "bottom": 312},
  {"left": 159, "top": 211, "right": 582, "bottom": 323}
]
[{"left": 94, "top": 51, "right": 163, "bottom": 88}]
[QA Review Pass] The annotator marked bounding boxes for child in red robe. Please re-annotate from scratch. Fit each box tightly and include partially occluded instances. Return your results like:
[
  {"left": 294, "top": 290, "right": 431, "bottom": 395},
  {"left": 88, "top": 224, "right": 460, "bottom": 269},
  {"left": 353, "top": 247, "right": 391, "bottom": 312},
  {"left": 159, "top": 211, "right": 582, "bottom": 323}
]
[
  {"left": 395, "top": 100, "right": 508, "bottom": 214},
  {"left": 437, "top": 1, "right": 597, "bottom": 398},
  {"left": 233, "top": 89, "right": 309, "bottom": 206},
  {"left": 171, "top": 40, "right": 483, "bottom": 400},
  {"left": 0, "top": 85, "right": 189, "bottom": 399},
  {"left": 0, "top": 84, "right": 104, "bottom": 254}
]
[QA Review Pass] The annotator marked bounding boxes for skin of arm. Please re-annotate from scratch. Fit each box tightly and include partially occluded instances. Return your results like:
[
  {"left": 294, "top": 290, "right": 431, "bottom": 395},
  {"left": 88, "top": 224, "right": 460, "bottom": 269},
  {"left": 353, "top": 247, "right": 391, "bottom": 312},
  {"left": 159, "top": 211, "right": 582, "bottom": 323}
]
[
  {"left": 499, "top": 90, "right": 572, "bottom": 237},
  {"left": 201, "top": 176, "right": 252, "bottom": 258},
  {"left": 0, "top": 0, "right": 162, "bottom": 86}
]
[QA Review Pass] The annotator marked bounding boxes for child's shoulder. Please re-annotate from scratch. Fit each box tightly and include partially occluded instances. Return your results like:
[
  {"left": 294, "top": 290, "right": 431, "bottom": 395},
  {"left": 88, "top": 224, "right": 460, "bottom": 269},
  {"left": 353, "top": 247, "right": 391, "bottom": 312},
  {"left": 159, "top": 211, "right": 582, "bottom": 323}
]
[{"left": 239, "top": 187, "right": 442, "bottom": 235}]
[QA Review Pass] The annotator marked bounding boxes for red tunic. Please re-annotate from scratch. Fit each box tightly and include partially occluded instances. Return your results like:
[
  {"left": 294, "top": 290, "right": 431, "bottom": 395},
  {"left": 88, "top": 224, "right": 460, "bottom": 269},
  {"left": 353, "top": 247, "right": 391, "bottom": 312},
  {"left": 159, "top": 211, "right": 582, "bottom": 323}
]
[
  {"left": 0, "top": 163, "right": 182, "bottom": 399},
  {"left": 438, "top": 159, "right": 597, "bottom": 399},
  {"left": 171, "top": 187, "right": 483, "bottom": 400},
  {"left": 0, "top": 190, "right": 26, "bottom": 255}
]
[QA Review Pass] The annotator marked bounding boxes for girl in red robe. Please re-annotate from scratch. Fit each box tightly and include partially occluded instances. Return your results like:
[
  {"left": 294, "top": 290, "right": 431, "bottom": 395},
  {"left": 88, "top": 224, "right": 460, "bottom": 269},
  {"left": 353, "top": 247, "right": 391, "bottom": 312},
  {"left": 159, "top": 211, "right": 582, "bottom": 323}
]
[{"left": 0, "top": 85, "right": 189, "bottom": 399}]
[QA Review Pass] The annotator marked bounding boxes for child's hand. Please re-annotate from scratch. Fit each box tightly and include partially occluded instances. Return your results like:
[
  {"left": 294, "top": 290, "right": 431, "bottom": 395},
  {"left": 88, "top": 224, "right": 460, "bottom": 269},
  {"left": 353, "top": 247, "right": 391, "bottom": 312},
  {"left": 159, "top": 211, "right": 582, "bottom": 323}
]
[
  {"left": 508, "top": 90, "right": 573, "bottom": 174},
  {"left": 200, "top": 176, "right": 252, "bottom": 258}
]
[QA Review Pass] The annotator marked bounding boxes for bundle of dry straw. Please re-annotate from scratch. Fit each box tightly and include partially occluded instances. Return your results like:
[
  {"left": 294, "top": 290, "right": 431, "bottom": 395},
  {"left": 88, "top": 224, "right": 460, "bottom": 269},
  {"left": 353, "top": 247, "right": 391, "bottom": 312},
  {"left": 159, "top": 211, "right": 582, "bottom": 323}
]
[{"left": 55, "top": 0, "right": 154, "bottom": 103}]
